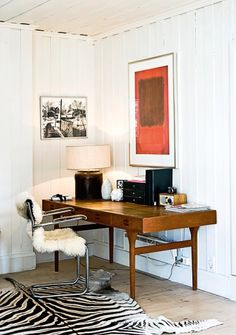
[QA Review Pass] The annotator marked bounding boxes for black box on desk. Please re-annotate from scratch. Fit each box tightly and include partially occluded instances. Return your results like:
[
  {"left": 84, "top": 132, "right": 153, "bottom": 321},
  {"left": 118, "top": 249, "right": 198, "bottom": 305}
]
[
  {"left": 145, "top": 169, "right": 173, "bottom": 206},
  {"left": 123, "top": 181, "right": 146, "bottom": 204},
  {"left": 122, "top": 169, "right": 172, "bottom": 206}
]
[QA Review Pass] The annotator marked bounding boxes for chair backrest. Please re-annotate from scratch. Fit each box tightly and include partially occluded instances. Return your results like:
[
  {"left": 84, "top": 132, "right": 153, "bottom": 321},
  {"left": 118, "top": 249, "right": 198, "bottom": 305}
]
[
  {"left": 16, "top": 192, "right": 43, "bottom": 225},
  {"left": 25, "top": 199, "right": 36, "bottom": 225}
]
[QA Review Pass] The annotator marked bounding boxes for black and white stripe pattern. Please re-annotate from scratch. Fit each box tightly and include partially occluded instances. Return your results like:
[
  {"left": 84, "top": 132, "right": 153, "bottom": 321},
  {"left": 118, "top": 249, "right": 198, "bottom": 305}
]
[{"left": 0, "top": 283, "right": 221, "bottom": 335}]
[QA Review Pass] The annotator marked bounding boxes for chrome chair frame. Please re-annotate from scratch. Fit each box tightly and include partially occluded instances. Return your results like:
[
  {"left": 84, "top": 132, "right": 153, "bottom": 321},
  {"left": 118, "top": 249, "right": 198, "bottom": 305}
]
[{"left": 25, "top": 199, "right": 89, "bottom": 299}]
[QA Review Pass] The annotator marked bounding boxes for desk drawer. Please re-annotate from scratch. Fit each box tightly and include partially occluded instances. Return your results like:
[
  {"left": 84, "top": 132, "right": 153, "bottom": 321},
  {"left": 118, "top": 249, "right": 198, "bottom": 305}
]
[
  {"left": 123, "top": 181, "right": 145, "bottom": 191},
  {"left": 85, "top": 211, "right": 111, "bottom": 225},
  {"left": 43, "top": 202, "right": 57, "bottom": 211},
  {"left": 123, "top": 195, "right": 145, "bottom": 205},
  {"left": 111, "top": 215, "right": 142, "bottom": 230},
  {"left": 43, "top": 202, "right": 71, "bottom": 211}
]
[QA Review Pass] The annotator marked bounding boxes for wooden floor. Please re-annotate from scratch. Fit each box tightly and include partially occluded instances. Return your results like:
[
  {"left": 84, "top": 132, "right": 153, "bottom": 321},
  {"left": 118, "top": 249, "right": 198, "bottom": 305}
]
[{"left": 0, "top": 256, "right": 235, "bottom": 334}]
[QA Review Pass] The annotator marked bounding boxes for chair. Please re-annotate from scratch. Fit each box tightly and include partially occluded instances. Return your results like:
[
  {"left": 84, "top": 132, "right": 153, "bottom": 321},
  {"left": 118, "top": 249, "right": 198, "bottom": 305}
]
[{"left": 16, "top": 192, "right": 89, "bottom": 299}]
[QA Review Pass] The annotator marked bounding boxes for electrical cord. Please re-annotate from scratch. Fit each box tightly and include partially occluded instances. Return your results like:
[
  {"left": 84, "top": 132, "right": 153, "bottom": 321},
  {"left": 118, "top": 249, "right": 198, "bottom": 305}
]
[
  {"left": 134, "top": 259, "right": 178, "bottom": 282},
  {"left": 154, "top": 260, "right": 176, "bottom": 281},
  {"left": 79, "top": 256, "right": 177, "bottom": 282},
  {"left": 79, "top": 260, "right": 128, "bottom": 272}
]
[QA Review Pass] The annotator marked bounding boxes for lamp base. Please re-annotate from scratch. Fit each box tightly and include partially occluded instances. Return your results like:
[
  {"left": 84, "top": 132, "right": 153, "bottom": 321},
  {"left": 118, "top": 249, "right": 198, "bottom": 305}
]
[{"left": 75, "top": 171, "right": 102, "bottom": 200}]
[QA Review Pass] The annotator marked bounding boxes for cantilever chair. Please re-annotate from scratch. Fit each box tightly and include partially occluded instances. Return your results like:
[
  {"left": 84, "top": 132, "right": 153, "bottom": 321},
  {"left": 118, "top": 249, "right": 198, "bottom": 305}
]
[{"left": 16, "top": 192, "right": 89, "bottom": 299}]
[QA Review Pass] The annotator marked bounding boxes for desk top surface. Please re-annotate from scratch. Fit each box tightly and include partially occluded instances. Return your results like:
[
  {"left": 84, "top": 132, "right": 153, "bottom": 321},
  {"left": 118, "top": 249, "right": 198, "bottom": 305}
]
[{"left": 43, "top": 199, "right": 217, "bottom": 232}]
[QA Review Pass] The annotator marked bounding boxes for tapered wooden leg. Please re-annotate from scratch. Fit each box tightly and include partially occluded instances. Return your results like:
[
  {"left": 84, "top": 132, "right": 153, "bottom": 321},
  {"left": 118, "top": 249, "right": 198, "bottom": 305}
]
[
  {"left": 109, "top": 227, "right": 114, "bottom": 263},
  {"left": 127, "top": 231, "right": 138, "bottom": 299},
  {"left": 190, "top": 227, "right": 199, "bottom": 290},
  {"left": 54, "top": 251, "right": 59, "bottom": 272},
  {"left": 54, "top": 224, "right": 59, "bottom": 272}
]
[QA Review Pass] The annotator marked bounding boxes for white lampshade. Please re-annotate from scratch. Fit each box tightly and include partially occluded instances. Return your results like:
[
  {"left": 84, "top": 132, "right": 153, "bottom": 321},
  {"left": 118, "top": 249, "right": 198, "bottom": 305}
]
[{"left": 66, "top": 144, "right": 111, "bottom": 171}]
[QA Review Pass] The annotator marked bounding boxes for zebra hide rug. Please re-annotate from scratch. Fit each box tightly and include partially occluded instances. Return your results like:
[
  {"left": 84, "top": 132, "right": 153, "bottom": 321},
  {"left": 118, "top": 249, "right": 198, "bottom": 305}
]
[{"left": 0, "top": 281, "right": 221, "bottom": 335}]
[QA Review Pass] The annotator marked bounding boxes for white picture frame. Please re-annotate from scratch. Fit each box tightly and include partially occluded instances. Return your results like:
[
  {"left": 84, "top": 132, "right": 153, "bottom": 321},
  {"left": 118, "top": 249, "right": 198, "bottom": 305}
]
[{"left": 129, "top": 53, "right": 176, "bottom": 167}]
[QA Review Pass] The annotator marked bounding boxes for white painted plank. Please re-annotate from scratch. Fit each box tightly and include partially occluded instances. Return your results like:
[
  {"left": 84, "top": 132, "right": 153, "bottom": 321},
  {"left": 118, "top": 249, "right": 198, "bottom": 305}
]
[
  {"left": 33, "top": 34, "right": 51, "bottom": 190},
  {"left": 211, "top": 0, "right": 232, "bottom": 276},
  {"left": 194, "top": 5, "right": 214, "bottom": 271},
  {"left": 12, "top": 29, "right": 33, "bottom": 255},
  {"left": 0, "top": 26, "right": 33, "bottom": 269},
  {"left": 230, "top": 0, "right": 236, "bottom": 275},
  {"left": 0, "top": 27, "right": 13, "bottom": 257},
  {"left": 147, "top": 20, "right": 165, "bottom": 57}
]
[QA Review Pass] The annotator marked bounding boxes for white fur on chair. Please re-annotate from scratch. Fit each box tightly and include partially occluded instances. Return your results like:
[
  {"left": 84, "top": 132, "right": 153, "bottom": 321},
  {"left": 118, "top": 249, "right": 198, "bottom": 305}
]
[
  {"left": 16, "top": 192, "right": 86, "bottom": 257},
  {"left": 33, "top": 227, "right": 86, "bottom": 257},
  {"left": 16, "top": 192, "right": 43, "bottom": 224}
]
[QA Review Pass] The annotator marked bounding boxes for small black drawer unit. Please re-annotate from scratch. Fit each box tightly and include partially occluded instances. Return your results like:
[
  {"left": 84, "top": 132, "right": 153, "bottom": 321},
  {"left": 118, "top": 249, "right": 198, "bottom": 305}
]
[{"left": 123, "top": 181, "right": 146, "bottom": 204}]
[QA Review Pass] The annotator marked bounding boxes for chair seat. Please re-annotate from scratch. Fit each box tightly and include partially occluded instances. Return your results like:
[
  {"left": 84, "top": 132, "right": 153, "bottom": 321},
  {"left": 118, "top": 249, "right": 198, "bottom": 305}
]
[{"left": 32, "top": 227, "right": 86, "bottom": 257}]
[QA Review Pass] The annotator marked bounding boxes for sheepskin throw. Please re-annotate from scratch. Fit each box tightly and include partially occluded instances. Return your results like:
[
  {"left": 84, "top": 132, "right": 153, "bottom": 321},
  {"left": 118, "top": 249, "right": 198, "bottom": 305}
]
[
  {"left": 32, "top": 227, "right": 86, "bottom": 256},
  {"left": 16, "top": 192, "right": 43, "bottom": 224},
  {"left": 16, "top": 192, "right": 86, "bottom": 257}
]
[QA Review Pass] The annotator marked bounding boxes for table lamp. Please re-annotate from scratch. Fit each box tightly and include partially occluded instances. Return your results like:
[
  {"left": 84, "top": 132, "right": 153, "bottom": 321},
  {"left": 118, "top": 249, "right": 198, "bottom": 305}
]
[{"left": 66, "top": 144, "right": 111, "bottom": 200}]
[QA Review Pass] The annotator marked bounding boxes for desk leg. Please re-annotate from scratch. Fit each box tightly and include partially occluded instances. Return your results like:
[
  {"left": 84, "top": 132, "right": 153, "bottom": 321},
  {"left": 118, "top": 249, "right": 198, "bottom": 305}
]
[
  {"left": 54, "top": 223, "right": 59, "bottom": 272},
  {"left": 54, "top": 251, "right": 59, "bottom": 272},
  {"left": 127, "top": 231, "right": 137, "bottom": 299},
  {"left": 190, "top": 227, "right": 199, "bottom": 290},
  {"left": 109, "top": 227, "right": 114, "bottom": 263}
]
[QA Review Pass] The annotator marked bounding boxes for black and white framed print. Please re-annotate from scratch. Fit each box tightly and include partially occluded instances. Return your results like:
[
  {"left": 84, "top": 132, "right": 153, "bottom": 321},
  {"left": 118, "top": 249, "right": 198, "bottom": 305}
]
[{"left": 40, "top": 96, "right": 87, "bottom": 139}]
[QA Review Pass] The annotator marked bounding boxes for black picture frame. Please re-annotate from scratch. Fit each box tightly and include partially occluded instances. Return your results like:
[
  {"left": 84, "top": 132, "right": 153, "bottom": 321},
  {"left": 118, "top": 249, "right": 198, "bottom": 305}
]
[{"left": 40, "top": 96, "right": 87, "bottom": 139}]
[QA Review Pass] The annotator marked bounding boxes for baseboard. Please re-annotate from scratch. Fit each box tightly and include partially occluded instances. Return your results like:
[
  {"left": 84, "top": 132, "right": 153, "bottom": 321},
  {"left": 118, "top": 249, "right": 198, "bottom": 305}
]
[
  {"left": 0, "top": 252, "right": 36, "bottom": 274},
  {"left": 94, "top": 241, "right": 232, "bottom": 300},
  {"left": 228, "top": 275, "right": 236, "bottom": 300}
]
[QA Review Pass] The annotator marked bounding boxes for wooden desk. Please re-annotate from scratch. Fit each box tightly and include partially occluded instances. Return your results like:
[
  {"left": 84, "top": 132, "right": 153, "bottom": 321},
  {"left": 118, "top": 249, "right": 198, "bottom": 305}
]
[{"left": 42, "top": 199, "right": 217, "bottom": 299}]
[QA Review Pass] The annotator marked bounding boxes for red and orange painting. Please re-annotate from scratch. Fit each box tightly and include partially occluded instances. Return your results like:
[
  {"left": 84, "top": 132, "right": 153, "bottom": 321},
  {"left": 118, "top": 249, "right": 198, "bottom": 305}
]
[
  {"left": 129, "top": 53, "right": 175, "bottom": 167},
  {"left": 135, "top": 66, "right": 169, "bottom": 155}
]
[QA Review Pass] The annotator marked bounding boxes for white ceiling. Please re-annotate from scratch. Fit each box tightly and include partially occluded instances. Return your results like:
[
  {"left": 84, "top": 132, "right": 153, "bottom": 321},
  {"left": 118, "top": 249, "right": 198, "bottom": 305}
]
[{"left": 0, "top": 0, "right": 212, "bottom": 37}]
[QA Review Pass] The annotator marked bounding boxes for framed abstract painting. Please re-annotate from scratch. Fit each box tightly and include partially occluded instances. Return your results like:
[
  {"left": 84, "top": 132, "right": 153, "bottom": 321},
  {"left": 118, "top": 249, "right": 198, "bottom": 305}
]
[{"left": 129, "top": 53, "right": 176, "bottom": 167}]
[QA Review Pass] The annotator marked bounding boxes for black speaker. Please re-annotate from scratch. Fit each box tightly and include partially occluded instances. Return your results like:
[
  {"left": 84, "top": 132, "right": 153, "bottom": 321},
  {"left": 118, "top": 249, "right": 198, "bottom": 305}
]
[
  {"left": 145, "top": 169, "right": 173, "bottom": 206},
  {"left": 116, "top": 179, "right": 127, "bottom": 190}
]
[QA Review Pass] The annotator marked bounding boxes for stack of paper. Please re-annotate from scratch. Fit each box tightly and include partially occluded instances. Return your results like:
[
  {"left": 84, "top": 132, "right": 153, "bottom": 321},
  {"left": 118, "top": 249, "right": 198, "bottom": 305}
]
[{"left": 165, "top": 203, "right": 210, "bottom": 212}]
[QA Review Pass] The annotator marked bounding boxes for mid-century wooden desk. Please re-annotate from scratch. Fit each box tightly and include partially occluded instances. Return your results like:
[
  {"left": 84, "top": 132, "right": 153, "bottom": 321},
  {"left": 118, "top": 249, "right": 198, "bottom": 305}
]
[{"left": 42, "top": 199, "right": 217, "bottom": 299}]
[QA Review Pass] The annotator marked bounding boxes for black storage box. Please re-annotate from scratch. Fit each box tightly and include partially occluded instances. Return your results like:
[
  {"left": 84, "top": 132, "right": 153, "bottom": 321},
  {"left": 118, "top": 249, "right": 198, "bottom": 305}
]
[
  {"left": 122, "top": 169, "right": 172, "bottom": 206},
  {"left": 123, "top": 181, "right": 146, "bottom": 204}
]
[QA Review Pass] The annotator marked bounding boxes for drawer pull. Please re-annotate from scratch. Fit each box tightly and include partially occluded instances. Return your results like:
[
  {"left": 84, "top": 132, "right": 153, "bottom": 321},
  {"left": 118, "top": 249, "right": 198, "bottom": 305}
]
[{"left": 123, "top": 219, "right": 129, "bottom": 226}]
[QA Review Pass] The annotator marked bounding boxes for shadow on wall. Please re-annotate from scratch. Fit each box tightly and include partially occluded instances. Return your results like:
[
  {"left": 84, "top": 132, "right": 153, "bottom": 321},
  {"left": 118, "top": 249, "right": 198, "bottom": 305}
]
[{"left": 32, "top": 177, "right": 74, "bottom": 204}]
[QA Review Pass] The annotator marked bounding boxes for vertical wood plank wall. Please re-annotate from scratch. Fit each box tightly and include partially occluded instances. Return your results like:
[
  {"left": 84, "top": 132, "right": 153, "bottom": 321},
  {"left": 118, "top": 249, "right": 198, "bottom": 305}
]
[
  {"left": 1, "top": 0, "right": 236, "bottom": 300},
  {"left": 0, "top": 25, "right": 34, "bottom": 273},
  {"left": 33, "top": 32, "right": 96, "bottom": 201},
  {"left": 93, "top": 0, "right": 236, "bottom": 298},
  {"left": 32, "top": 33, "right": 96, "bottom": 261}
]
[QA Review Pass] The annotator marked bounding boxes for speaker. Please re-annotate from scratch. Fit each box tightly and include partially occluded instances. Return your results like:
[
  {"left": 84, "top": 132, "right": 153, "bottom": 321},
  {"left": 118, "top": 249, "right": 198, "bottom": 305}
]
[
  {"left": 145, "top": 169, "right": 173, "bottom": 206},
  {"left": 116, "top": 179, "right": 127, "bottom": 190}
]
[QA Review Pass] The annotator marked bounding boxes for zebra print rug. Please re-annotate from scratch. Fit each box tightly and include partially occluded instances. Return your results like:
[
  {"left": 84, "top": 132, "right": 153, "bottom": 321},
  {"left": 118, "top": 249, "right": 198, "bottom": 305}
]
[{"left": 0, "top": 281, "right": 221, "bottom": 335}]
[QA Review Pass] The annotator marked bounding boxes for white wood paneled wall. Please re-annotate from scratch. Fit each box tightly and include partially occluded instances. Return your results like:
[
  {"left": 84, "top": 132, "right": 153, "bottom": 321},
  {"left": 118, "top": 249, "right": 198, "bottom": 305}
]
[
  {"left": 0, "top": 24, "right": 35, "bottom": 273},
  {"left": 93, "top": 0, "right": 236, "bottom": 299},
  {"left": 2, "top": 0, "right": 236, "bottom": 300},
  {"left": 33, "top": 32, "right": 96, "bottom": 202},
  {"left": 32, "top": 32, "right": 96, "bottom": 262}
]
